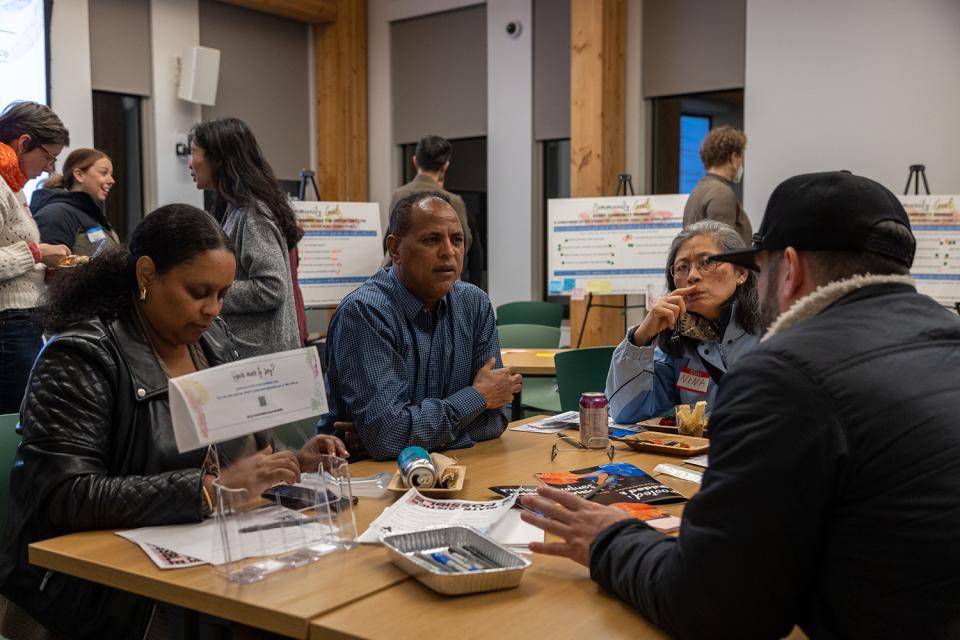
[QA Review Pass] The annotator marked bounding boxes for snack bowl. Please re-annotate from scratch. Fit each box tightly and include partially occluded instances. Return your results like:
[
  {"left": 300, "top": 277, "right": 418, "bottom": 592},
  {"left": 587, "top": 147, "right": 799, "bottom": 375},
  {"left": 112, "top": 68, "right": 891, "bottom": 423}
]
[{"left": 382, "top": 525, "right": 531, "bottom": 595}]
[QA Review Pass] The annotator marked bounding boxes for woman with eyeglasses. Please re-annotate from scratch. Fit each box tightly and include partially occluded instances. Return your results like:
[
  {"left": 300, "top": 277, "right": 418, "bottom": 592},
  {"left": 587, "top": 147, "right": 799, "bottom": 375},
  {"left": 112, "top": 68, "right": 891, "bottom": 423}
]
[
  {"left": 605, "top": 220, "right": 761, "bottom": 424},
  {"left": 0, "top": 101, "right": 71, "bottom": 414},
  {"left": 187, "top": 117, "right": 304, "bottom": 358}
]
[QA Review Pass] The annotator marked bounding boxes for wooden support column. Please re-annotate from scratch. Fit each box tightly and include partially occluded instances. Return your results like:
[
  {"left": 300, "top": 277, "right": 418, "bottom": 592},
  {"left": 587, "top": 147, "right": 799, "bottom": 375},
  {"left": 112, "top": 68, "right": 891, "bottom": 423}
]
[
  {"left": 569, "top": 0, "right": 627, "bottom": 347},
  {"left": 314, "top": 0, "right": 368, "bottom": 201}
]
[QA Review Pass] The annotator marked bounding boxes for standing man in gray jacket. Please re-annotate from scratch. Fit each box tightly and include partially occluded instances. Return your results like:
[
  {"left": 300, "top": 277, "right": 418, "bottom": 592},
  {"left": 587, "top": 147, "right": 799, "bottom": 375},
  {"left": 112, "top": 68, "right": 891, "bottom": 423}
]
[
  {"left": 682, "top": 125, "right": 752, "bottom": 246},
  {"left": 388, "top": 135, "right": 482, "bottom": 284}
]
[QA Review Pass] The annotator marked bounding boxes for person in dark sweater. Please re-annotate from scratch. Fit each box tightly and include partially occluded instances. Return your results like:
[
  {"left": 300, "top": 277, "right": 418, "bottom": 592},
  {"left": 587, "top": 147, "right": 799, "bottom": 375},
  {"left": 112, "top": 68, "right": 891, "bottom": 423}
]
[
  {"left": 521, "top": 172, "right": 960, "bottom": 639},
  {"left": 31, "top": 148, "right": 120, "bottom": 256}
]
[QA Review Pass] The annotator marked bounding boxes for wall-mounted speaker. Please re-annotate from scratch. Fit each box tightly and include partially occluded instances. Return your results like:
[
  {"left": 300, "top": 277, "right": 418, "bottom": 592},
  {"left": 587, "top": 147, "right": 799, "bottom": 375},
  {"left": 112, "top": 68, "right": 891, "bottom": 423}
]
[{"left": 178, "top": 46, "right": 220, "bottom": 106}]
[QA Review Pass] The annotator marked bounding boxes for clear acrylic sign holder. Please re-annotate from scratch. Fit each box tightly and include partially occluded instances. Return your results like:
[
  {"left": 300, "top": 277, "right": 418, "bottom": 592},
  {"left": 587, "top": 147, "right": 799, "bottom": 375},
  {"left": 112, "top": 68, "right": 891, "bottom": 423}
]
[{"left": 212, "top": 454, "right": 358, "bottom": 584}]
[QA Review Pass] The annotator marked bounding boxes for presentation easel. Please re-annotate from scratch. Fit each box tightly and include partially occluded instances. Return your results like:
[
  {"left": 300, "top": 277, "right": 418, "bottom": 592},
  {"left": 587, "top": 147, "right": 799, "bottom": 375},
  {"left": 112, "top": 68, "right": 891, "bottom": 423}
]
[
  {"left": 904, "top": 164, "right": 930, "bottom": 195},
  {"left": 573, "top": 174, "right": 649, "bottom": 348}
]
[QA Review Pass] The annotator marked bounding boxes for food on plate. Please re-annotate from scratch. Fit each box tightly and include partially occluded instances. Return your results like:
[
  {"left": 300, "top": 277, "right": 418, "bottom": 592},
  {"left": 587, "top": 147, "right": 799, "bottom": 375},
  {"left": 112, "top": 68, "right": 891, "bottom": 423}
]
[
  {"left": 676, "top": 401, "right": 708, "bottom": 437},
  {"left": 58, "top": 254, "right": 91, "bottom": 267}
]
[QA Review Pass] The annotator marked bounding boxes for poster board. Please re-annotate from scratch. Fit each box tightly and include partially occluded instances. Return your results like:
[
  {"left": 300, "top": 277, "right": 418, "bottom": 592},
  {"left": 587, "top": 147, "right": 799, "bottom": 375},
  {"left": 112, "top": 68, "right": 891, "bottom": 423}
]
[
  {"left": 547, "top": 195, "right": 688, "bottom": 298},
  {"left": 898, "top": 195, "right": 960, "bottom": 306},
  {"left": 292, "top": 201, "right": 382, "bottom": 307}
]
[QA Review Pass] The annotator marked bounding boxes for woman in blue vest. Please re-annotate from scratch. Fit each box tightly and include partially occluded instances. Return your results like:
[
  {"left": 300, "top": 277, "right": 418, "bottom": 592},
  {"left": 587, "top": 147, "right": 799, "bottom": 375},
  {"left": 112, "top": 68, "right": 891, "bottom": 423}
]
[{"left": 606, "top": 220, "right": 761, "bottom": 423}]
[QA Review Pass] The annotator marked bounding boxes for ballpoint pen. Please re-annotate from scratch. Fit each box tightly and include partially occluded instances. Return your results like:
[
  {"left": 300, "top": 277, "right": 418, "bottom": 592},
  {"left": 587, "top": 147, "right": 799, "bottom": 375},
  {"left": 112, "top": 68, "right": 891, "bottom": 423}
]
[
  {"left": 581, "top": 475, "right": 617, "bottom": 500},
  {"left": 238, "top": 515, "right": 325, "bottom": 534}
]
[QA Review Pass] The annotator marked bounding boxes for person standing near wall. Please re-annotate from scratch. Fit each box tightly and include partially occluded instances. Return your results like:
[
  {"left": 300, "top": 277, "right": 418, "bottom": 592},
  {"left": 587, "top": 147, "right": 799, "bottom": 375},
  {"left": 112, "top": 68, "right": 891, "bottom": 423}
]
[
  {"left": 388, "top": 135, "right": 483, "bottom": 285},
  {"left": 30, "top": 148, "right": 120, "bottom": 256},
  {"left": 0, "top": 101, "right": 70, "bottom": 414},
  {"left": 682, "top": 125, "right": 752, "bottom": 246},
  {"left": 188, "top": 117, "right": 302, "bottom": 358}
]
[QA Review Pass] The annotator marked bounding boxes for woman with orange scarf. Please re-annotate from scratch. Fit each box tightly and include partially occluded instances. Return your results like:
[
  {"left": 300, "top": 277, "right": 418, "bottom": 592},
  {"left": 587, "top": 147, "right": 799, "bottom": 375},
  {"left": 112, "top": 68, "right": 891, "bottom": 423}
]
[{"left": 0, "top": 102, "right": 71, "bottom": 414}]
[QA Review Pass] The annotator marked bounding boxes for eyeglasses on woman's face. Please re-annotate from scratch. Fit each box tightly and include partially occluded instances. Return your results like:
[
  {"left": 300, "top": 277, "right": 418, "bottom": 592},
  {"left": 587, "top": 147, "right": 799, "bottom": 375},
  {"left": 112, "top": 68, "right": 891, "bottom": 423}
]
[
  {"left": 669, "top": 256, "right": 722, "bottom": 281},
  {"left": 32, "top": 144, "right": 60, "bottom": 171}
]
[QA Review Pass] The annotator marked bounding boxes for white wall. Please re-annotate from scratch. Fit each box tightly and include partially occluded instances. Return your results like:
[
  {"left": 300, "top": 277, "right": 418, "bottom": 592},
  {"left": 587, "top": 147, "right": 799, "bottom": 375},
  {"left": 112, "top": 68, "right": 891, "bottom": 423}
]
[
  {"left": 368, "top": 0, "right": 536, "bottom": 307},
  {"left": 486, "top": 0, "right": 533, "bottom": 306},
  {"left": 367, "top": 0, "right": 480, "bottom": 227},
  {"left": 744, "top": 0, "right": 960, "bottom": 224},
  {"left": 49, "top": 0, "right": 94, "bottom": 152},
  {"left": 146, "top": 0, "right": 203, "bottom": 209}
]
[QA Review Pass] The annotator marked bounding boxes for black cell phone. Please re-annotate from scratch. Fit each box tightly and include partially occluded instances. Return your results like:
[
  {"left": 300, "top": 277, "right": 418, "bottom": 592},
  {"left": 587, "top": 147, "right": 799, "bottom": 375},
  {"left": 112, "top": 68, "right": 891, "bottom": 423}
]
[{"left": 261, "top": 485, "right": 358, "bottom": 511}]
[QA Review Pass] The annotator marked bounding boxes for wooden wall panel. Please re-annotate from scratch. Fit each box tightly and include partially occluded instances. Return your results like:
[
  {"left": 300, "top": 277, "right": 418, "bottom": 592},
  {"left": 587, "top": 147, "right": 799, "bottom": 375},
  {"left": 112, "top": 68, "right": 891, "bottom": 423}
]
[
  {"left": 314, "top": 0, "right": 368, "bottom": 201},
  {"left": 216, "top": 0, "right": 336, "bottom": 23},
  {"left": 569, "top": 0, "right": 628, "bottom": 347}
]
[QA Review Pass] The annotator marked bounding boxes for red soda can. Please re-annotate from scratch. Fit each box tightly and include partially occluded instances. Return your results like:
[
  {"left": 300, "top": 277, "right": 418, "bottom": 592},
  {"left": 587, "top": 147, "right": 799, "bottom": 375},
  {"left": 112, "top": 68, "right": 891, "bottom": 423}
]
[{"left": 579, "top": 392, "right": 609, "bottom": 447}]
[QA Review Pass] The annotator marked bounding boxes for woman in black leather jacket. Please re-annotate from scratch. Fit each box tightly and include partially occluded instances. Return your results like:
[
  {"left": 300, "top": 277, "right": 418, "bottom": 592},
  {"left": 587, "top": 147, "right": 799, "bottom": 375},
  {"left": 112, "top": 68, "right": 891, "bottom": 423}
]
[{"left": 0, "top": 204, "right": 346, "bottom": 639}]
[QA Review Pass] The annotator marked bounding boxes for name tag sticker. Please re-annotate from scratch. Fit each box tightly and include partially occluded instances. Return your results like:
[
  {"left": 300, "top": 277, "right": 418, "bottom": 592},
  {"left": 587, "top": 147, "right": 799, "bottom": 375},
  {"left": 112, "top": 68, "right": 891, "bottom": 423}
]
[
  {"left": 677, "top": 368, "right": 710, "bottom": 394},
  {"left": 86, "top": 226, "right": 106, "bottom": 242}
]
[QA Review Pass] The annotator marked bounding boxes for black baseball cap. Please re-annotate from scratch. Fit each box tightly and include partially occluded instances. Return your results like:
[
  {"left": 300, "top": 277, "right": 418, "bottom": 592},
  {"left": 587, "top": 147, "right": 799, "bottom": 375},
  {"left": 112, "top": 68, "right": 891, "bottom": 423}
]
[{"left": 710, "top": 171, "right": 916, "bottom": 271}]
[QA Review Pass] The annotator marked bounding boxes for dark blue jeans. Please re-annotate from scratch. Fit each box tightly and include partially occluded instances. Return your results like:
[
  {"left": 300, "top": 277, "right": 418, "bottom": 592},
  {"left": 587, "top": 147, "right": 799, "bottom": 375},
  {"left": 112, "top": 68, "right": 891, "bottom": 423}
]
[{"left": 0, "top": 309, "right": 42, "bottom": 415}]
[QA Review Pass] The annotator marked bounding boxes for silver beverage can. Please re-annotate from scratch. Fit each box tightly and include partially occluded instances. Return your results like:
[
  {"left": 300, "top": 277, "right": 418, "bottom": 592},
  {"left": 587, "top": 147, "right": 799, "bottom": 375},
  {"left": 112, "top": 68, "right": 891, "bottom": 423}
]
[
  {"left": 397, "top": 446, "right": 437, "bottom": 488},
  {"left": 579, "top": 392, "right": 609, "bottom": 447}
]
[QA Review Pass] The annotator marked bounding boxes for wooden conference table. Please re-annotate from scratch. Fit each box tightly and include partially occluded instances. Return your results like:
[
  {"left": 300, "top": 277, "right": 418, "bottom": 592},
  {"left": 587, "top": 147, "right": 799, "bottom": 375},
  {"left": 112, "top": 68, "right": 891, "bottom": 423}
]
[
  {"left": 500, "top": 348, "right": 563, "bottom": 421},
  {"left": 30, "top": 418, "right": 700, "bottom": 639}
]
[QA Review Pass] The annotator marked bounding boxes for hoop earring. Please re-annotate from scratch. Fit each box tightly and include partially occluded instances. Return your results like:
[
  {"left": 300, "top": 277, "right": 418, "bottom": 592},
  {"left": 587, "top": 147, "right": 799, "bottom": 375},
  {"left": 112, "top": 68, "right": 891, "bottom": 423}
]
[{"left": 139, "top": 285, "right": 147, "bottom": 301}]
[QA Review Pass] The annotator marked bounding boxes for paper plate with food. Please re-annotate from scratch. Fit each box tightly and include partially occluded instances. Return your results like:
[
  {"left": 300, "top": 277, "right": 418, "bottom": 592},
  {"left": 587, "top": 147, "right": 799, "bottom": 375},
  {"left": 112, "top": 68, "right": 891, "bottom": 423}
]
[
  {"left": 610, "top": 432, "right": 709, "bottom": 457},
  {"left": 637, "top": 401, "right": 710, "bottom": 437}
]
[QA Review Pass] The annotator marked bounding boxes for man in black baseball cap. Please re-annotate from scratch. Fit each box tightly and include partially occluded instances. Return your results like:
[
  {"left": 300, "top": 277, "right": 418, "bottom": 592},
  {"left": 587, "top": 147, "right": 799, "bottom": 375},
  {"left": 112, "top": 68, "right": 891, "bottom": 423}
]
[
  {"left": 711, "top": 170, "right": 917, "bottom": 329},
  {"left": 518, "top": 171, "right": 960, "bottom": 638}
]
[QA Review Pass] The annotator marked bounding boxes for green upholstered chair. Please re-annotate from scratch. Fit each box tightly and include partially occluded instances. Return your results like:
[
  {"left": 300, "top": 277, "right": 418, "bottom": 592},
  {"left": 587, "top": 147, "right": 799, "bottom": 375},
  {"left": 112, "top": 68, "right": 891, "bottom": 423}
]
[
  {"left": 497, "top": 324, "right": 561, "bottom": 349},
  {"left": 0, "top": 413, "right": 21, "bottom": 531},
  {"left": 554, "top": 347, "right": 616, "bottom": 412},
  {"left": 496, "top": 301, "right": 563, "bottom": 328},
  {"left": 498, "top": 324, "right": 562, "bottom": 414}
]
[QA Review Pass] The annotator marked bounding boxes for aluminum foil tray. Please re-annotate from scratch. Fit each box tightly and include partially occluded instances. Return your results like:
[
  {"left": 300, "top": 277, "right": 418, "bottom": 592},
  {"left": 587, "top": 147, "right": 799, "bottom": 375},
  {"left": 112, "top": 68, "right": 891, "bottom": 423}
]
[{"left": 382, "top": 525, "right": 531, "bottom": 595}]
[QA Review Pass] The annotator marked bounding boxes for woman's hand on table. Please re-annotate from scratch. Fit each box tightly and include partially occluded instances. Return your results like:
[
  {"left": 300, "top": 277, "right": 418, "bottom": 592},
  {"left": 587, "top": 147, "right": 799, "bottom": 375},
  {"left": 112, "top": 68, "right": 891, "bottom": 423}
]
[
  {"left": 520, "top": 486, "right": 633, "bottom": 567},
  {"left": 632, "top": 285, "right": 696, "bottom": 346},
  {"left": 297, "top": 434, "right": 349, "bottom": 472}
]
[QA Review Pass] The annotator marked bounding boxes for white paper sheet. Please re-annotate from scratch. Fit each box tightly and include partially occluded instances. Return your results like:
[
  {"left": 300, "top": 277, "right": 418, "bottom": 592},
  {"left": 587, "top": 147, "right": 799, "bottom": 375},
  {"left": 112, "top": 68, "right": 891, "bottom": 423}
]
[
  {"left": 512, "top": 411, "right": 623, "bottom": 434},
  {"left": 358, "top": 488, "right": 516, "bottom": 544},
  {"left": 486, "top": 509, "right": 544, "bottom": 547},
  {"left": 117, "top": 507, "right": 336, "bottom": 568},
  {"left": 685, "top": 454, "right": 709, "bottom": 468},
  {"left": 511, "top": 411, "right": 580, "bottom": 433}
]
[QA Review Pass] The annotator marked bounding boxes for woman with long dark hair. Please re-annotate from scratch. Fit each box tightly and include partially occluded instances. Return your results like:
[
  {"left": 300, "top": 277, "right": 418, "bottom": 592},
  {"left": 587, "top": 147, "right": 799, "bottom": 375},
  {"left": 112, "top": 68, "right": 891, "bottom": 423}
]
[
  {"left": 605, "top": 220, "right": 761, "bottom": 423},
  {"left": 188, "top": 117, "right": 304, "bottom": 357},
  {"left": 0, "top": 204, "right": 345, "bottom": 639}
]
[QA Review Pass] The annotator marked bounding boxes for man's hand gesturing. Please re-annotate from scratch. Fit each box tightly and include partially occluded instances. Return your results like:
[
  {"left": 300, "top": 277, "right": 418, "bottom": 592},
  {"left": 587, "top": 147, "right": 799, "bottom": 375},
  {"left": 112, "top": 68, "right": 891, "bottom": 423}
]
[{"left": 472, "top": 357, "right": 522, "bottom": 409}]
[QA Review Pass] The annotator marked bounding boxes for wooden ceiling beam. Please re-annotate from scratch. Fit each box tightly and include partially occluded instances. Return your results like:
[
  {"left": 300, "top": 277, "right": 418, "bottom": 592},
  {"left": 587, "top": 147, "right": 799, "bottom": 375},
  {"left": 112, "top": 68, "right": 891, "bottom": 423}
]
[{"left": 214, "top": 0, "right": 337, "bottom": 24}]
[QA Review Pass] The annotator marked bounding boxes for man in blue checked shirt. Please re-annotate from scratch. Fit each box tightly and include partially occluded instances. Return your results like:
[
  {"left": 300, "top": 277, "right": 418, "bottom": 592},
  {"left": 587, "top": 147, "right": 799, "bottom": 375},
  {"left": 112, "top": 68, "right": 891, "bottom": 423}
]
[{"left": 320, "top": 191, "right": 521, "bottom": 460}]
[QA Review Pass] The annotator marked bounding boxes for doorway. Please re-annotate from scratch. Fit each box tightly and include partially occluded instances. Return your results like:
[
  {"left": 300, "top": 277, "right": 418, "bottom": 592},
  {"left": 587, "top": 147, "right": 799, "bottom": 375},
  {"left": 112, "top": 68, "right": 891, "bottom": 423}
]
[
  {"left": 398, "top": 137, "right": 488, "bottom": 290},
  {"left": 92, "top": 91, "right": 144, "bottom": 242},
  {"left": 651, "top": 89, "right": 744, "bottom": 197}
]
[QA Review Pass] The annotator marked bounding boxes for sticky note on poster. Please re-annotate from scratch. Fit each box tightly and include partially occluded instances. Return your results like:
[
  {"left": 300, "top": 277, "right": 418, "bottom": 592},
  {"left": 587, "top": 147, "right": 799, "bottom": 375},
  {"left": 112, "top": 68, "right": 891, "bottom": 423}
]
[
  {"left": 586, "top": 279, "right": 613, "bottom": 294},
  {"left": 571, "top": 288, "right": 586, "bottom": 301},
  {"left": 563, "top": 278, "right": 576, "bottom": 292},
  {"left": 549, "top": 280, "right": 563, "bottom": 295}
]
